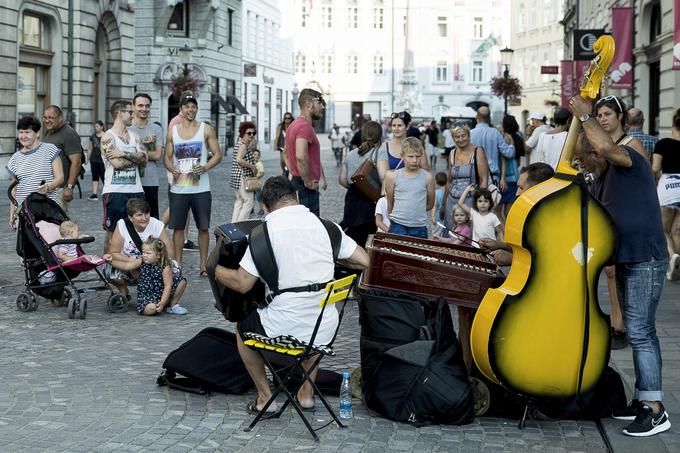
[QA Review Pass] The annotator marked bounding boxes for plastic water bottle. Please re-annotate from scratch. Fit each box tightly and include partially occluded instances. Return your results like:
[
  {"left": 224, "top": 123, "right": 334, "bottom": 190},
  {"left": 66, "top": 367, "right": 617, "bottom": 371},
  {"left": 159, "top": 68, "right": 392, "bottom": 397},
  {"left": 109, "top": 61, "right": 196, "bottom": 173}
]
[{"left": 339, "top": 371, "right": 353, "bottom": 419}]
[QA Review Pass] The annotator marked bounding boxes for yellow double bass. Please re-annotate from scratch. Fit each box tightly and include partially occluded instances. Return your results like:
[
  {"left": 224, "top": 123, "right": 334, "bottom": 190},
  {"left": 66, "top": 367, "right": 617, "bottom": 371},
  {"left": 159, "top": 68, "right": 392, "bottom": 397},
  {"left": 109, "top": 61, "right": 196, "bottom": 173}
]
[{"left": 471, "top": 36, "right": 616, "bottom": 400}]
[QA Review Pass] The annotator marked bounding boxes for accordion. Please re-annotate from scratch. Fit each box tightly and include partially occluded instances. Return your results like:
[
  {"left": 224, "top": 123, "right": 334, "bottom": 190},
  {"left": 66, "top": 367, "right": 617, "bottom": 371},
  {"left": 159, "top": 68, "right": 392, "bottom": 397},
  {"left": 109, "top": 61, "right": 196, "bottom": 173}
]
[
  {"left": 206, "top": 220, "right": 264, "bottom": 322},
  {"left": 360, "top": 232, "right": 503, "bottom": 308}
]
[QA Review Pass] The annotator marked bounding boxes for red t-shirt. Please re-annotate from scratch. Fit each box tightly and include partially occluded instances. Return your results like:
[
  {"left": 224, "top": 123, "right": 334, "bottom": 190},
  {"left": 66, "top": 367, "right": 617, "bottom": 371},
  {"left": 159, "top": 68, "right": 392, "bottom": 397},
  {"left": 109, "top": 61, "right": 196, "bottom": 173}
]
[{"left": 285, "top": 117, "right": 321, "bottom": 181}]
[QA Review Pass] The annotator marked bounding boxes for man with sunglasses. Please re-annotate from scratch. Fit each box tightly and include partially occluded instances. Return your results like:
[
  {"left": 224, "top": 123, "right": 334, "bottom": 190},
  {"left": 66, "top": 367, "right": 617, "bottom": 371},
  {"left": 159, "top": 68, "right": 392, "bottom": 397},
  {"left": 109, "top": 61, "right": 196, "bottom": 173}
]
[
  {"left": 99, "top": 100, "right": 148, "bottom": 244},
  {"left": 285, "top": 88, "right": 328, "bottom": 216},
  {"left": 571, "top": 94, "right": 669, "bottom": 437}
]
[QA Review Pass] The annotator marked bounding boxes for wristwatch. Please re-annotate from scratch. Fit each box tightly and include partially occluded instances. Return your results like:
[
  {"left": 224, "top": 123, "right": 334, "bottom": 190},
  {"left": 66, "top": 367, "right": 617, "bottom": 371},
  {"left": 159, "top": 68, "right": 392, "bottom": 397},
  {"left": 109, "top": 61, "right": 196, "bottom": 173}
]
[
  {"left": 66, "top": 183, "right": 75, "bottom": 190},
  {"left": 579, "top": 113, "right": 593, "bottom": 123}
]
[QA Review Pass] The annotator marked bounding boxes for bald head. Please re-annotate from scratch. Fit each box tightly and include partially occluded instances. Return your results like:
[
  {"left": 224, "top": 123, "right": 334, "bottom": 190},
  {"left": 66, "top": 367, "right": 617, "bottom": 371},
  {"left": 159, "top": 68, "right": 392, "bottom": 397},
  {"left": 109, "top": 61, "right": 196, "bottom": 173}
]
[
  {"left": 476, "top": 106, "right": 490, "bottom": 123},
  {"left": 628, "top": 108, "right": 644, "bottom": 129}
]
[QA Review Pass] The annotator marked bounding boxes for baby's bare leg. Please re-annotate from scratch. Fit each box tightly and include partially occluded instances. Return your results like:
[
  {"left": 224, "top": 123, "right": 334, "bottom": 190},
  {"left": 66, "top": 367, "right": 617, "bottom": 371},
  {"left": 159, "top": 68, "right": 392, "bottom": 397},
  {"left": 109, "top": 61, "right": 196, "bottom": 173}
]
[
  {"left": 143, "top": 303, "right": 159, "bottom": 316},
  {"left": 168, "top": 279, "right": 187, "bottom": 307}
]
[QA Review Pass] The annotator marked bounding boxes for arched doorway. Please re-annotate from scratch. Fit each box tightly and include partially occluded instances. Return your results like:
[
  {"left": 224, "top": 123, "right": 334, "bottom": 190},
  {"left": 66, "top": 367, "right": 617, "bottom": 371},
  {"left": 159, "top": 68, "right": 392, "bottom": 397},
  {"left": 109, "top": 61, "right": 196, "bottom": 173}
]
[{"left": 94, "top": 12, "right": 123, "bottom": 126}]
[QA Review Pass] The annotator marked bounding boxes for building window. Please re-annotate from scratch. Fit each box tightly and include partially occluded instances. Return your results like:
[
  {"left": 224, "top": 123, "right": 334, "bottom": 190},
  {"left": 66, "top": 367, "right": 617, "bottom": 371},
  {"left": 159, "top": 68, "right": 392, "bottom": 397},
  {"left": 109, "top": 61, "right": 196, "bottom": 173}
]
[
  {"left": 251, "top": 84, "right": 259, "bottom": 135},
  {"left": 517, "top": 6, "right": 524, "bottom": 33},
  {"left": 322, "top": 5, "right": 332, "bottom": 28},
  {"left": 301, "top": 2, "right": 308, "bottom": 28},
  {"left": 373, "top": 55, "right": 384, "bottom": 75},
  {"left": 168, "top": 2, "right": 189, "bottom": 37},
  {"left": 347, "top": 6, "right": 358, "bottom": 28},
  {"left": 264, "top": 86, "right": 271, "bottom": 144},
  {"left": 18, "top": 12, "right": 52, "bottom": 118},
  {"left": 473, "top": 17, "right": 483, "bottom": 39},
  {"left": 373, "top": 6, "right": 384, "bottom": 29},
  {"left": 321, "top": 55, "right": 333, "bottom": 74},
  {"left": 347, "top": 55, "right": 358, "bottom": 74},
  {"left": 227, "top": 9, "right": 234, "bottom": 46},
  {"left": 437, "top": 16, "right": 447, "bottom": 38},
  {"left": 650, "top": 3, "right": 661, "bottom": 42},
  {"left": 472, "top": 60, "right": 483, "bottom": 83},
  {"left": 436, "top": 61, "right": 448, "bottom": 82},
  {"left": 295, "top": 53, "right": 306, "bottom": 74}
]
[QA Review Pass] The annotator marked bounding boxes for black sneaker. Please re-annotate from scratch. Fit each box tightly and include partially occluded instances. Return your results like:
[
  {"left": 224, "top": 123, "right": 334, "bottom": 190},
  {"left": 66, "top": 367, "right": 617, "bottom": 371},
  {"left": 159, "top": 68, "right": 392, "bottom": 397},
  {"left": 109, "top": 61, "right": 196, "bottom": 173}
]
[
  {"left": 183, "top": 240, "right": 198, "bottom": 251},
  {"left": 611, "top": 329, "right": 628, "bottom": 350},
  {"left": 623, "top": 404, "right": 671, "bottom": 437},
  {"left": 613, "top": 399, "right": 643, "bottom": 420},
  {"left": 89, "top": 194, "right": 98, "bottom": 201}
]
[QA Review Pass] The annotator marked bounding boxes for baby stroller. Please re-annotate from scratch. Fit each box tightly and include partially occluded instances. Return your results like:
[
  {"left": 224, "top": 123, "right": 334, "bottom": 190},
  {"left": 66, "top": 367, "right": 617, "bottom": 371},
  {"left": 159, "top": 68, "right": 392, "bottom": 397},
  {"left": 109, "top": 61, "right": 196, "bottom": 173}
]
[{"left": 9, "top": 183, "right": 125, "bottom": 319}]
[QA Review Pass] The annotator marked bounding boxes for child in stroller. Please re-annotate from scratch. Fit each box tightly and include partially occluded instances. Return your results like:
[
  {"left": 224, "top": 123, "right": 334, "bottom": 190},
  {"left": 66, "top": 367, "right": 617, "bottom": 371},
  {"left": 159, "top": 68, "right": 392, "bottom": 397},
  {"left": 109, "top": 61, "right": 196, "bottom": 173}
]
[
  {"left": 10, "top": 186, "right": 124, "bottom": 319},
  {"left": 55, "top": 220, "right": 111, "bottom": 265}
]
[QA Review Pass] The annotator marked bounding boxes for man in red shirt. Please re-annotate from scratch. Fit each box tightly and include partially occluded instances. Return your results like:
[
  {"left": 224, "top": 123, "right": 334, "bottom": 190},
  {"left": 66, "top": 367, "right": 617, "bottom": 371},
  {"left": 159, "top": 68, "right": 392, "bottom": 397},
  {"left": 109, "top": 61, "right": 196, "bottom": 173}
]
[{"left": 285, "top": 88, "right": 327, "bottom": 216}]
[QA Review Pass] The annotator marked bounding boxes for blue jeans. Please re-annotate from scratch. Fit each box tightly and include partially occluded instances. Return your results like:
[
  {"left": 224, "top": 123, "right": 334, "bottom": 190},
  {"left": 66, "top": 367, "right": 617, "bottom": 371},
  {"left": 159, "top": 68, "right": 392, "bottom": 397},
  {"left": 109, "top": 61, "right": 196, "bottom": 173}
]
[
  {"left": 388, "top": 221, "right": 428, "bottom": 239},
  {"left": 615, "top": 259, "right": 668, "bottom": 402},
  {"left": 291, "top": 176, "right": 319, "bottom": 216}
]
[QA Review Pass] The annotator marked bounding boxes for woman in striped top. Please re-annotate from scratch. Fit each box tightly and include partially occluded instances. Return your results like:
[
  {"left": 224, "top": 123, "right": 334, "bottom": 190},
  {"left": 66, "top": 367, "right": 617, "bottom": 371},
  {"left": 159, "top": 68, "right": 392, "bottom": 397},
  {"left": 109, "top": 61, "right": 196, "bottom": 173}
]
[{"left": 7, "top": 117, "right": 64, "bottom": 229}]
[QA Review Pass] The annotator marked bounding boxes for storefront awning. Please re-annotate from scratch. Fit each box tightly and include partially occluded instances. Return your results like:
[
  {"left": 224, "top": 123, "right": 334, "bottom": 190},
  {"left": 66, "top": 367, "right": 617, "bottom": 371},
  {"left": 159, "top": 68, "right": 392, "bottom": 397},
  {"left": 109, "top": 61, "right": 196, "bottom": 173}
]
[{"left": 214, "top": 94, "right": 248, "bottom": 115}]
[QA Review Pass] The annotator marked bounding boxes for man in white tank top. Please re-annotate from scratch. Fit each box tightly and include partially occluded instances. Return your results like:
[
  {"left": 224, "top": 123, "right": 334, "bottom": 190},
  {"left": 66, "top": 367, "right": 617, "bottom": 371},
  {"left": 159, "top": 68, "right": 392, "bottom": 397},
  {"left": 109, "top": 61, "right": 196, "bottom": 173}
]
[
  {"left": 100, "top": 99, "right": 148, "bottom": 245},
  {"left": 164, "top": 91, "right": 223, "bottom": 276}
]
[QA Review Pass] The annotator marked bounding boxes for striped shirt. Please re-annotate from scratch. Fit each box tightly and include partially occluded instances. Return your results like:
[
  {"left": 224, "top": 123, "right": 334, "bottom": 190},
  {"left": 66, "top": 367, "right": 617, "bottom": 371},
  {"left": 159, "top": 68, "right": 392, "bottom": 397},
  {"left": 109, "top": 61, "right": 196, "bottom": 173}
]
[{"left": 6, "top": 142, "right": 61, "bottom": 205}]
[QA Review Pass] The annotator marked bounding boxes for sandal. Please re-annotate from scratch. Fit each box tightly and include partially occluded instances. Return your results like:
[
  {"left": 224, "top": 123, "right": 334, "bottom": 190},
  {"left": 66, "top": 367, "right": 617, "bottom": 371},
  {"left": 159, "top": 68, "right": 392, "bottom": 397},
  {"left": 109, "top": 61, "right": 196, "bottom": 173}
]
[
  {"left": 294, "top": 397, "right": 315, "bottom": 412},
  {"left": 199, "top": 270, "right": 208, "bottom": 278},
  {"left": 246, "top": 400, "right": 277, "bottom": 419}
]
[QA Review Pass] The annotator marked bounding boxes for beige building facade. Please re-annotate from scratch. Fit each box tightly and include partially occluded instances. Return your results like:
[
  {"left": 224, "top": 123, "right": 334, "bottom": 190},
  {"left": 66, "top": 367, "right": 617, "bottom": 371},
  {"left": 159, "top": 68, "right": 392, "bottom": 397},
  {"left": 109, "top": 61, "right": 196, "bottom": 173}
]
[{"left": 509, "top": 0, "right": 565, "bottom": 129}]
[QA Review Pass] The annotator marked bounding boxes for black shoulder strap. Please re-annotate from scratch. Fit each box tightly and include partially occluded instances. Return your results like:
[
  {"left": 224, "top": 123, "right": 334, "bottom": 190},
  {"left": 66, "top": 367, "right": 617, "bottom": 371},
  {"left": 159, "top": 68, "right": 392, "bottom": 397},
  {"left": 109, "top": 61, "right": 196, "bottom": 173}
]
[
  {"left": 249, "top": 222, "right": 280, "bottom": 294},
  {"left": 320, "top": 218, "right": 341, "bottom": 262},
  {"left": 124, "top": 218, "right": 144, "bottom": 253},
  {"left": 249, "top": 217, "right": 342, "bottom": 306}
]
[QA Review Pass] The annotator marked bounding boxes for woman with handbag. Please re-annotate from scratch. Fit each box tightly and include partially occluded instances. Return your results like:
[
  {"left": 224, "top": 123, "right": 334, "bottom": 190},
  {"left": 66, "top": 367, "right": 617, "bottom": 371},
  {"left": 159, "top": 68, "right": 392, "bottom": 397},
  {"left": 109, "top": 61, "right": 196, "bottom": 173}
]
[
  {"left": 440, "top": 125, "right": 490, "bottom": 230},
  {"left": 229, "top": 121, "right": 258, "bottom": 222},
  {"left": 339, "top": 121, "right": 386, "bottom": 247}
]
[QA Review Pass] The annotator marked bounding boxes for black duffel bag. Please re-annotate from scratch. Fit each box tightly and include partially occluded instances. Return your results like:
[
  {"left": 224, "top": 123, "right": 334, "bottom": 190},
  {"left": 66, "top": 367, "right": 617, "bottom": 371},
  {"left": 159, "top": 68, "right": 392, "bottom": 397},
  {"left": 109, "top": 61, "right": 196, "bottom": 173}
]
[{"left": 359, "top": 289, "right": 474, "bottom": 426}]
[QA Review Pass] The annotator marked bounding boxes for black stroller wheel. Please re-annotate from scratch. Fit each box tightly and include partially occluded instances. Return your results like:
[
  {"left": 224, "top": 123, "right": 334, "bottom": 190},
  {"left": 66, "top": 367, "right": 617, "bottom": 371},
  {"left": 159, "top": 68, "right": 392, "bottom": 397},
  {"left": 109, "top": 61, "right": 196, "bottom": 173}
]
[
  {"left": 67, "top": 297, "right": 77, "bottom": 319},
  {"left": 28, "top": 293, "right": 38, "bottom": 311},
  {"left": 78, "top": 299, "right": 87, "bottom": 319},
  {"left": 16, "top": 294, "right": 31, "bottom": 312},
  {"left": 108, "top": 294, "right": 127, "bottom": 313}
]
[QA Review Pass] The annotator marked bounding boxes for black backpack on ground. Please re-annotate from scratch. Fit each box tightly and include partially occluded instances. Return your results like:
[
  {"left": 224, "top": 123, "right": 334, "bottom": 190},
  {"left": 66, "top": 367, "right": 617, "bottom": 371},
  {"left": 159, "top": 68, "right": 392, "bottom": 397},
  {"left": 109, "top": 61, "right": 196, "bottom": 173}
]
[
  {"left": 359, "top": 288, "right": 474, "bottom": 426},
  {"left": 157, "top": 327, "right": 253, "bottom": 395}
]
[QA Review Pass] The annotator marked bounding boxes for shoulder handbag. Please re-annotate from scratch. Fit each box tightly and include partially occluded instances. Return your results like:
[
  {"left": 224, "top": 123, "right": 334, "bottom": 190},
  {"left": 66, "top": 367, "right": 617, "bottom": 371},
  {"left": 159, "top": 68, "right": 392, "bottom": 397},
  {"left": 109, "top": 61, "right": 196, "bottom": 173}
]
[
  {"left": 123, "top": 218, "right": 144, "bottom": 254},
  {"left": 351, "top": 148, "right": 382, "bottom": 203},
  {"left": 243, "top": 177, "right": 262, "bottom": 192}
]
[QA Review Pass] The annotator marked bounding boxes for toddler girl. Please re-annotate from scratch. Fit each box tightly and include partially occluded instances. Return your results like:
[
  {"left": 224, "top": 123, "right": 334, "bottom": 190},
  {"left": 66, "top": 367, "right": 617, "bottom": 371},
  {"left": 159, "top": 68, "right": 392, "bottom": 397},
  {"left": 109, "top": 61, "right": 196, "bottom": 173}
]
[
  {"left": 435, "top": 205, "right": 472, "bottom": 246},
  {"left": 458, "top": 184, "right": 503, "bottom": 245},
  {"left": 137, "top": 237, "right": 188, "bottom": 316}
]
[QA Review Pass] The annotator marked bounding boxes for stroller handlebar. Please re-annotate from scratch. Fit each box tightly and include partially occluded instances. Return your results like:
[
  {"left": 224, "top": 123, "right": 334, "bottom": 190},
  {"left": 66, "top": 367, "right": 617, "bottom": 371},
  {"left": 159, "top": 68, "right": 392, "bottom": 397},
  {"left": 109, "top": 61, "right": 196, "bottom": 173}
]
[
  {"left": 7, "top": 179, "right": 19, "bottom": 206},
  {"left": 48, "top": 236, "right": 96, "bottom": 248}
]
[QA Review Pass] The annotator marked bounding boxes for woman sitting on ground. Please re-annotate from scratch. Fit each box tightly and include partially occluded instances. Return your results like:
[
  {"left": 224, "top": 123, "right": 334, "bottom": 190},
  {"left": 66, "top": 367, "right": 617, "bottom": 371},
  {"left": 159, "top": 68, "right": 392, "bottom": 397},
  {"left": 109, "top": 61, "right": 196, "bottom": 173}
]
[{"left": 107, "top": 198, "right": 174, "bottom": 301}]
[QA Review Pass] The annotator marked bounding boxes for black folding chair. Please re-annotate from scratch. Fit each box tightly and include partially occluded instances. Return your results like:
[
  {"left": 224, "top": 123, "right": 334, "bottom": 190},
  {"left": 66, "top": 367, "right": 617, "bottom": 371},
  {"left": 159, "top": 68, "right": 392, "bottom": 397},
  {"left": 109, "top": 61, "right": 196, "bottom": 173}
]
[{"left": 241, "top": 274, "right": 356, "bottom": 441}]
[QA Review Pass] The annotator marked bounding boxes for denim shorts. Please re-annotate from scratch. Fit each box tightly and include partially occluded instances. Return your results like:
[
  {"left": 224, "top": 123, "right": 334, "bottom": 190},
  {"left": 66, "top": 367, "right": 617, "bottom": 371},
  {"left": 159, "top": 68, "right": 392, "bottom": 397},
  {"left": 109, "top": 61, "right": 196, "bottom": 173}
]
[{"left": 388, "top": 221, "right": 428, "bottom": 239}]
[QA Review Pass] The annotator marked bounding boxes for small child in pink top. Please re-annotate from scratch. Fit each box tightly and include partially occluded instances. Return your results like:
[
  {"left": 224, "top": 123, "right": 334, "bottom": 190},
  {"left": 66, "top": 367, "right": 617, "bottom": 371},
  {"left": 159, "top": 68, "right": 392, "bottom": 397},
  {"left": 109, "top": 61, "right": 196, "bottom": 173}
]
[{"left": 434, "top": 205, "right": 472, "bottom": 246}]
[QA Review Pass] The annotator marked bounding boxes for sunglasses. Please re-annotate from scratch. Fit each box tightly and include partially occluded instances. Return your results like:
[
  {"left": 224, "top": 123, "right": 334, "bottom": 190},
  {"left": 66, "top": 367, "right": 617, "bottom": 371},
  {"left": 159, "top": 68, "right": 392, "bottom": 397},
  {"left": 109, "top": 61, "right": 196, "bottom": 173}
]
[
  {"left": 596, "top": 95, "right": 622, "bottom": 113},
  {"left": 311, "top": 97, "right": 326, "bottom": 106},
  {"left": 391, "top": 111, "right": 407, "bottom": 120},
  {"left": 284, "top": 116, "right": 293, "bottom": 120},
  {"left": 246, "top": 131, "right": 256, "bottom": 136}
]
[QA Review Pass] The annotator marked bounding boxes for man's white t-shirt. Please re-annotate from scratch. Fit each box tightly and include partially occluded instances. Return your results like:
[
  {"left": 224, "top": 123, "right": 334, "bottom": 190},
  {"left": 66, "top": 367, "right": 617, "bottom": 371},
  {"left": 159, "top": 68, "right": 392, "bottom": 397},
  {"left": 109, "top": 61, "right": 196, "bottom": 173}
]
[
  {"left": 470, "top": 210, "right": 501, "bottom": 245},
  {"left": 239, "top": 204, "right": 358, "bottom": 345}
]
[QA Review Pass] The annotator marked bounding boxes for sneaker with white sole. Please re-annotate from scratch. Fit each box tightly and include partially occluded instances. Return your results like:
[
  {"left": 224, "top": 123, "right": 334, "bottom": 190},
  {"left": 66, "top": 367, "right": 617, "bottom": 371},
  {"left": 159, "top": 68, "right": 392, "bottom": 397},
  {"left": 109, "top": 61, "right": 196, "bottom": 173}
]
[
  {"left": 612, "top": 399, "right": 643, "bottom": 420},
  {"left": 166, "top": 305, "right": 188, "bottom": 315},
  {"left": 623, "top": 404, "right": 671, "bottom": 437}
]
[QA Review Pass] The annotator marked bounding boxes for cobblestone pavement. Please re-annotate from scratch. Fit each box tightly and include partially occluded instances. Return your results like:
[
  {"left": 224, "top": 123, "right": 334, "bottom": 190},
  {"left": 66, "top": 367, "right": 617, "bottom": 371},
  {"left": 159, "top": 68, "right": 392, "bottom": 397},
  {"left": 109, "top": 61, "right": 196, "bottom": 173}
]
[{"left": 0, "top": 135, "right": 678, "bottom": 452}]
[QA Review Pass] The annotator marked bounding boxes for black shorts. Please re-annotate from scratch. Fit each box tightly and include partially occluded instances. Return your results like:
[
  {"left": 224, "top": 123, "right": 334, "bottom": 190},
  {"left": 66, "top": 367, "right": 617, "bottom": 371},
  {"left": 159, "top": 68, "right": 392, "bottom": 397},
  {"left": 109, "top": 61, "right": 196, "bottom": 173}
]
[
  {"left": 90, "top": 162, "right": 105, "bottom": 183},
  {"left": 238, "top": 309, "right": 267, "bottom": 340},
  {"left": 168, "top": 191, "right": 212, "bottom": 230},
  {"left": 142, "top": 185, "right": 159, "bottom": 219},
  {"left": 102, "top": 192, "right": 145, "bottom": 231}
]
